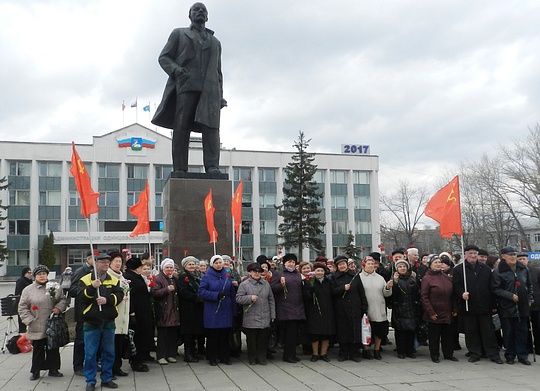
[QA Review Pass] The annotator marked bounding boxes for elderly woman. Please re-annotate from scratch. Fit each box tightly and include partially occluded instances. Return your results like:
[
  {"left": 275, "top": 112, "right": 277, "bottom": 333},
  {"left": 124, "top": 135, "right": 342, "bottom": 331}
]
[
  {"left": 178, "top": 256, "right": 204, "bottom": 363},
  {"left": 302, "top": 262, "right": 335, "bottom": 362},
  {"left": 360, "top": 256, "right": 392, "bottom": 360},
  {"left": 421, "top": 254, "right": 458, "bottom": 363},
  {"left": 198, "top": 255, "right": 237, "bottom": 366},
  {"left": 391, "top": 259, "right": 421, "bottom": 359},
  {"left": 332, "top": 255, "right": 368, "bottom": 362},
  {"left": 18, "top": 265, "right": 68, "bottom": 380},
  {"left": 270, "top": 253, "right": 305, "bottom": 363},
  {"left": 151, "top": 258, "right": 181, "bottom": 365},
  {"left": 236, "top": 262, "right": 276, "bottom": 365}
]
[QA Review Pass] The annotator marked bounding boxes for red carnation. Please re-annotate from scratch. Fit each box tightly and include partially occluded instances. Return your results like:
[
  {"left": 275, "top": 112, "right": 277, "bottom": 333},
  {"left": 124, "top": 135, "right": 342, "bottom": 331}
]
[
  {"left": 226, "top": 273, "right": 231, "bottom": 278},
  {"left": 515, "top": 281, "right": 521, "bottom": 287},
  {"left": 31, "top": 305, "right": 38, "bottom": 311},
  {"left": 184, "top": 277, "right": 189, "bottom": 282},
  {"left": 305, "top": 276, "right": 310, "bottom": 281},
  {"left": 361, "top": 246, "right": 366, "bottom": 251},
  {"left": 148, "top": 281, "right": 156, "bottom": 288},
  {"left": 361, "top": 262, "right": 366, "bottom": 268},
  {"left": 415, "top": 263, "right": 420, "bottom": 268},
  {"left": 148, "top": 275, "right": 154, "bottom": 281},
  {"left": 166, "top": 272, "right": 172, "bottom": 277},
  {"left": 380, "top": 247, "right": 385, "bottom": 251}
]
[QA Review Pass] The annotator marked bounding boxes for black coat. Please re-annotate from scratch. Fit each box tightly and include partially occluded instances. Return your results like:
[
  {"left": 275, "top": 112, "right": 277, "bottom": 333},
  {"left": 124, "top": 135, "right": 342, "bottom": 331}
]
[
  {"left": 124, "top": 269, "right": 155, "bottom": 353},
  {"left": 302, "top": 276, "right": 335, "bottom": 336},
  {"left": 492, "top": 260, "right": 533, "bottom": 318},
  {"left": 177, "top": 272, "right": 204, "bottom": 335},
  {"left": 453, "top": 261, "right": 496, "bottom": 314},
  {"left": 391, "top": 273, "right": 421, "bottom": 331},
  {"left": 331, "top": 270, "right": 368, "bottom": 344},
  {"left": 530, "top": 266, "right": 540, "bottom": 312}
]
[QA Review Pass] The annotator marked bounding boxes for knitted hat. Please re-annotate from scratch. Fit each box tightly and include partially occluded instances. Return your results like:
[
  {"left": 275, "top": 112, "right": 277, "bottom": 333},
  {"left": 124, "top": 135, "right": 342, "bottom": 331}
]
[
  {"left": 161, "top": 258, "right": 175, "bottom": 270},
  {"left": 394, "top": 259, "right": 409, "bottom": 270},
  {"left": 426, "top": 254, "right": 440, "bottom": 267},
  {"left": 33, "top": 264, "right": 50, "bottom": 277},
  {"left": 209, "top": 254, "right": 223, "bottom": 267},
  {"left": 181, "top": 256, "right": 198, "bottom": 268}
]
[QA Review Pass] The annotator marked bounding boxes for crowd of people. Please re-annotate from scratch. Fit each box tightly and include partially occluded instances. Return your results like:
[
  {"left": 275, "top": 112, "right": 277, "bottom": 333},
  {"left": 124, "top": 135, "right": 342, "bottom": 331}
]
[{"left": 14, "top": 244, "right": 540, "bottom": 390}]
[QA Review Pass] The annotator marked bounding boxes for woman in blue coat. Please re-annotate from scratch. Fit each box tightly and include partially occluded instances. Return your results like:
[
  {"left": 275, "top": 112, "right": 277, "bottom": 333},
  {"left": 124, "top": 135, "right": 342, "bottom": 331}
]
[{"left": 198, "top": 255, "right": 236, "bottom": 366}]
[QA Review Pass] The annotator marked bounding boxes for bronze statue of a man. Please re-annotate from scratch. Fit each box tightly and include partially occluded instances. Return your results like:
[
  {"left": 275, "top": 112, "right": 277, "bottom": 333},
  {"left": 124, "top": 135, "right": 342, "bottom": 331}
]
[{"left": 152, "top": 3, "right": 227, "bottom": 174}]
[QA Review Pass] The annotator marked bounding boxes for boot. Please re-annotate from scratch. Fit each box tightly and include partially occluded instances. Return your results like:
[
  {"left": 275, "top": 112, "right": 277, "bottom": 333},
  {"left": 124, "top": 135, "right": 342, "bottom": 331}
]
[
  {"left": 362, "top": 349, "right": 373, "bottom": 360},
  {"left": 373, "top": 350, "right": 381, "bottom": 360}
]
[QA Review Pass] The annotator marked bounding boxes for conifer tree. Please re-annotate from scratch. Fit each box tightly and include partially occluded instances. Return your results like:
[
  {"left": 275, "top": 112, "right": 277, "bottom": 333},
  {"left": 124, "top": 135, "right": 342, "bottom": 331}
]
[{"left": 40, "top": 232, "right": 56, "bottom": 270}]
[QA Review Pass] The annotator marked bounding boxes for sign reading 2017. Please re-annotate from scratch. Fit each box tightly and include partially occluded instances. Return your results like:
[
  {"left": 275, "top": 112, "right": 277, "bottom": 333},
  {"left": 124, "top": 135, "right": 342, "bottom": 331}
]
[{"left": 341, "top": 145, "right": 370, "bottom": 155}]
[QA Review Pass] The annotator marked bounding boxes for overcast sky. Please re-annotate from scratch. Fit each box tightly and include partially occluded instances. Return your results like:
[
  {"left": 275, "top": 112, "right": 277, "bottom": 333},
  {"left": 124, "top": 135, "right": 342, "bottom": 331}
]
[{"left": 1, "top": 0, "right": 539, "bottom": 195}]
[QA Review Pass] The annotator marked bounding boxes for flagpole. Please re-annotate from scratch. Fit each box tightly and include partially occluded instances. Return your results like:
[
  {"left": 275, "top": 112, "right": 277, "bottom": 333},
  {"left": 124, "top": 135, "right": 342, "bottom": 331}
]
[
  {"left": 459, "top": 235, "right": 468, "bottom": 312},
  {"left": 213, "top": 231, "right": 217, "bottom": 256},
  {"left": 86, "top": 217, "right": 102, "bottom": 311}
]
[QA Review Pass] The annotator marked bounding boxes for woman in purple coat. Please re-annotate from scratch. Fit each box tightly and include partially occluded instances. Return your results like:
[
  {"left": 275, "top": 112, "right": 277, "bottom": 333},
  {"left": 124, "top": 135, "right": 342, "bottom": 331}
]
[
  {"left": 198, "top": 255, "right": 236, "bottom": 366},
  {"left": 270, "top": 253, "right": 305, "bottom": 363},
  {"left": 421, "top": 254, "right": 458, "bottom": 363}
]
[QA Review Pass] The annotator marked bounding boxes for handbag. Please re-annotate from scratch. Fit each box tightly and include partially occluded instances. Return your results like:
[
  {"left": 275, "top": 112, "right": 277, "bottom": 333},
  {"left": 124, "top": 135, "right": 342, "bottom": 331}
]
[
  {"left": 46, "top": 313, "right": 70, "bottom": 350},
  {"left": 492, "top": 314, "right": 501, "bottom": 331},
  {"left": 361, "top": 314, "right": 372, "bottom": 345}
]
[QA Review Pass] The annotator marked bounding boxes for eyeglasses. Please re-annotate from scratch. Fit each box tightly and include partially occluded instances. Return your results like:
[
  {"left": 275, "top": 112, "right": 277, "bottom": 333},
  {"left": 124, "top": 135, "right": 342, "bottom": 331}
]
[{"left": 250, "top": 270, "right": 262, "bottom": 273}]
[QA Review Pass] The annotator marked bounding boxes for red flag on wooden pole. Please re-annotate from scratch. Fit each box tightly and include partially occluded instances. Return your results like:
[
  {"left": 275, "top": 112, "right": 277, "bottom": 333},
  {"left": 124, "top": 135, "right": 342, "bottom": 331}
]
[
  {"left": 129, "top": 180, "right": 150, "bottom": 238},
  {"left": 424, "top": 176, "right": 462, "bottom": 238},
  {"left": 69, "top": 142, "right": 99, "bottom": 218},
  {"left": 205, "top": 189, "right": 218, "bottom": 243},
  {"left": 231, "top": 180, "right": 243, "bottom": 242}
]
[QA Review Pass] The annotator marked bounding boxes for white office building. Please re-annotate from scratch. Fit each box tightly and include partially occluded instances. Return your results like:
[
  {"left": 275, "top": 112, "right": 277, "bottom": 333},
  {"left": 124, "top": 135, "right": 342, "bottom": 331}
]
[{"left": 0, "top": 124, "right": 380, "bottom": 276}]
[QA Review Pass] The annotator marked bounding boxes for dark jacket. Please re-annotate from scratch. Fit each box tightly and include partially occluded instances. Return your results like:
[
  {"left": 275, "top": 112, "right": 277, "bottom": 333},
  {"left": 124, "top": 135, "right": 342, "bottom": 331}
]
[
  {"left": 492, "top": 259, "right": 533, "bottom": 318},
  {"left": 421, "top": 269, "right": 455, "bottom": 324},
  {"left": 391, "top": 273, "right": 422, "bottom": 331},
  {"left": 79, "top": 272, "right": 124, "bottom": 325},
  {"left": 198, "top": 267, "right": 236, "bottom": 329},
  {"left": 124, "top": 269, "right": 155, "bottom": 353},
  {"left": 302, "top": 275, "right": 335, "bottom": 336},
  {"left": 530, "top": 266, "right": 540, "bottom": 312},
  {"left": 177, "top": 271, "right": 204, "bottom": 335},
  {"left": 151, "top": 272, "right": 180, "bottom": 328},
  {"left": 69, "top": 262, "right": 93, "bottom": 323},
  {"left": 270, "top": 268, "right": 305, "bottom": 321},
  {"left": 331, "top": 270, "right": 368, "bottom": 344},
  {"left": 15, "top": 276, "right": 32, "bottom": 297},
  {"left": 453, "top": 260, "right": 496, "bottom": 314},
  {"left": 152, "top": 26, "right": 224, "bottom": 130}
]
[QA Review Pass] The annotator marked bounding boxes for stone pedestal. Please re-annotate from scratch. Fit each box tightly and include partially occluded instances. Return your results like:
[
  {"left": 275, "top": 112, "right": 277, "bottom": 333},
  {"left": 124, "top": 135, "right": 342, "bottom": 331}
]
[{"left": 163, "top": 176, "right": 233, "bottom": 263}]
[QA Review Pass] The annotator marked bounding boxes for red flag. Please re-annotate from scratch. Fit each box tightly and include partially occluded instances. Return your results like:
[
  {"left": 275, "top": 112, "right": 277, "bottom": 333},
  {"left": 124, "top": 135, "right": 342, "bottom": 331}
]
[
  {"left": 69, "top": 142, "right": 99, "bottom": 218},
  {"left": 424, "top": 176, "right": 462, "bottom": 238},
  {"left": 231, "top": 180, "right": 243, "bottom": 242},
  {"left": 205, "top": 189, "right": 218, "bottom": 243},
  {"left": 129, "top": 180, "right": 150, "bottom": 237}
]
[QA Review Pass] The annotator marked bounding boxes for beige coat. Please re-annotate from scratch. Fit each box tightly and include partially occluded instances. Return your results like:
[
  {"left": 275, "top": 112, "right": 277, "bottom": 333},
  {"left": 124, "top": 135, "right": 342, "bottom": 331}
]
[
  {"left": 360, "top": 271, "right": 392, "bottom": 322},
  {"left": 109, "top": 268, "right": 130, "bottom": 335},
  {"left": 18, "top": 281, "right": 68, "bottom": 341}
]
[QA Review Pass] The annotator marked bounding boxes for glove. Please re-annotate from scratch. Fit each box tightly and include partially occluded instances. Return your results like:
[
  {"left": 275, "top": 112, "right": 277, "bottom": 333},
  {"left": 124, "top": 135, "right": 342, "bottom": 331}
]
[{"left": 217, "top": 292, "right": 225, "bottom": 300}]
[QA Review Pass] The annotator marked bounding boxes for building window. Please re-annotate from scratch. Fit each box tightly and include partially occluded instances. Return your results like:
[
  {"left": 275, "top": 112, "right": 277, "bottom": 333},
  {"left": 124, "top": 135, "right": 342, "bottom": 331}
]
[
  {"left": 234, "top": 167, "right": 252, "bottom": 182},
  {"left": 98, "top": 163, "right": 120, "bottom": 178},
  {"left": 259, "top": 194, "right": 276, "bottom": 208},
  {"left": 331, "top": 195, "right": 347, "bottom": 209},
  {"left": 98, "top": 192, "right": 119, "bottom": 207},
  {"left": 68, "top": 249, "right": 87, "bottom": 266},
  {"left": 127, "top": 164, "right": 147, "bottom": 179},
  {"left": 69, "top": 191, "right": 80, "bottom": 206},
  {"left": 9, "top": 190, "right": 30, "bottom": 206},
  {"left": 9, "top": 220, "right": 30, "bottom": 235},
  {"left": 260, "top": 220, "right": 277, "bottom": 235},
  {"left": 242, "top": 194, "right": 252, "bottom": 207},
  {"left": 127, "top": 192, "right": 136, "bottom": 207},
  {"left": 39, "top": 190, "right": 61, "bottom": 206},
  {"left": 188, "top": 166, "right": 204, "bottom": 173},
  {"left": 332, "top": 221, "right": 348, "bottom": 234},
  {"left": 534, "top": 233, "right": 540, "bottom": 243},
  {"left": 39, "top": 220, "right": 60, "bottom": 234},
  {"left": 39, "top": 162, "right": 62, "bottom": 177},
  {"left": 330, "top": 170, "right": 347, "bottom": 184},
  {"left": 8, "top": 250, "right": 29, "bottom": 266},
  {"left": 69, "top": 219, "right": 88, "bottom": 232},
  {"left": 155, "top": 165, "right": 173, "bottom": 179},
  {"left": 353, "top": 171, "right": 370, "bottom": 184},
  {"left": 9, "top": 161, "right": 31, "bottom": 176},
  {"left": 313, "top": 170, "right": 325, "bottom": 184},
  {"left": 242, "top": 221, "right": 253, "bottom": 234},
  {"left": 155, "top": 192, "right": 162, "bottom": 207},
  {"left": 258, "top": 168, "right": 276, "bottom": 182},
  {"left": 354, "top": 196, "right": 370, "bottom": 209},
  {"left": 355, "top": 221, "right": 372, "bottom": 234}
]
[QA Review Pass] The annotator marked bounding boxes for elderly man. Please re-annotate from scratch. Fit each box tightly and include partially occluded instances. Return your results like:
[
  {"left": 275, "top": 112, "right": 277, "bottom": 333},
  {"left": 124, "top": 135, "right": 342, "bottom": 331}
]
[
  {"left": 152, "top": 2, "right": 227, "bottom": 174},
  {"left": 492, "top": 246, "right": 534, "bottom": 365},
  {"left": 453, "top": 245, "right": 503, "bottom": 364},
  {"left": 517, "top": 252, "right": 540, "bottom": 355}
]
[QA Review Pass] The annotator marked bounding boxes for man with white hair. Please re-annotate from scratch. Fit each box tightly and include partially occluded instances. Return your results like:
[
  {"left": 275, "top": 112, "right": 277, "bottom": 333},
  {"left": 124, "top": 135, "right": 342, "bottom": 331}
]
[{"left": 408, "top": 248, "right": 427, "bottom": 280}]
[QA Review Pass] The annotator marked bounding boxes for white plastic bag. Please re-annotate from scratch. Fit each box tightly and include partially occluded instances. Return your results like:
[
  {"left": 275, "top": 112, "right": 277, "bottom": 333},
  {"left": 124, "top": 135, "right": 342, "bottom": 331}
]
[{"left": 361, "top": 314, "right": 372, "bottom": 345}]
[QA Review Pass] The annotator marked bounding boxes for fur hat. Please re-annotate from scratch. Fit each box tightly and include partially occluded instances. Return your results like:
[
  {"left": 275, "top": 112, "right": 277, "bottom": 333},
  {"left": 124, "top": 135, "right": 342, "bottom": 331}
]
[
  {"left": 126, "top": 257, "right": 142, "bottom": 270},
  {"left": 209, "top": 254, "right": 223, "bottom": 267}
]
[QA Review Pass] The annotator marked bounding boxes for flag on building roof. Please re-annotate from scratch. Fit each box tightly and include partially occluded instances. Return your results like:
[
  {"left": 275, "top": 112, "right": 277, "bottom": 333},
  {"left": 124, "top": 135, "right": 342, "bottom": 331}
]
[
  {"left": 69, "top": 142, "right": 100, "bottom": 218},
  {"left": 143, "top": 105, "right": 150, "bottom": 112},
  {"left": 131, "top": 99, "right": 137, "bottom": 108},
  {"left": 122, "top": 101, "right": 125, "bottom": 111},
  {"left": 424, "top": 176, "right": 462, "bottom": 238},
  {"left": 205, "top": 189, "right": 218, "bottom": 243},
  {"left": 231, "top": 180, "right": 243, "bottom": 242},
  {"left": 129, "top": 180, "right": 150, "bottom": 237}
]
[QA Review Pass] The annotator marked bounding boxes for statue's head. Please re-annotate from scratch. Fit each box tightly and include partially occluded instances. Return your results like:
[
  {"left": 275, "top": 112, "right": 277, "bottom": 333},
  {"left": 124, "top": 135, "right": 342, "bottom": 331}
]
[{"left": 189, "top": 3, "right": 208, "bottom": 24}]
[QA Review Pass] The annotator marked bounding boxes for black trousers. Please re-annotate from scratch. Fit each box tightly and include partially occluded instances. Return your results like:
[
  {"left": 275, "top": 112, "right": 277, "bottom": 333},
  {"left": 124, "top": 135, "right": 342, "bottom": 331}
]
[
  {"left": 338, "top": 342, "right": 361, "bottom": 359},
  {"left": 172, "top": 92, "right": 220, "bottom": 172},
  {"left": 113, "top": 334, "right": 127, "bottom": 372},
  {"left": 463, "top": 313, "right": 500, "bottom": 359},
  {"left": 529, "top": 311, "right": 540, "bottom": 354},
  {"left": 31, "top": 338, "right": 60, "bottom": 373},
  {"left": 394, "top": 330, "right": 415, "bottom": 356},
  {"left": 156, "top": 326, "right": 178, "bottom": 360},
  {"left": 244, "top": 328, "right": 270, "bottom": 363},
  {"left": 427, "top": 322, "right": 454, "bottom": 359},
  {"left": 205, "top": 328, "right": 231, "bottom": 362},
  {"left": 279, "top": 320, "right": 299, "bottom": 360},
  {"left": 73, "top": 321, "right": 85, "bottom": 371}
]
